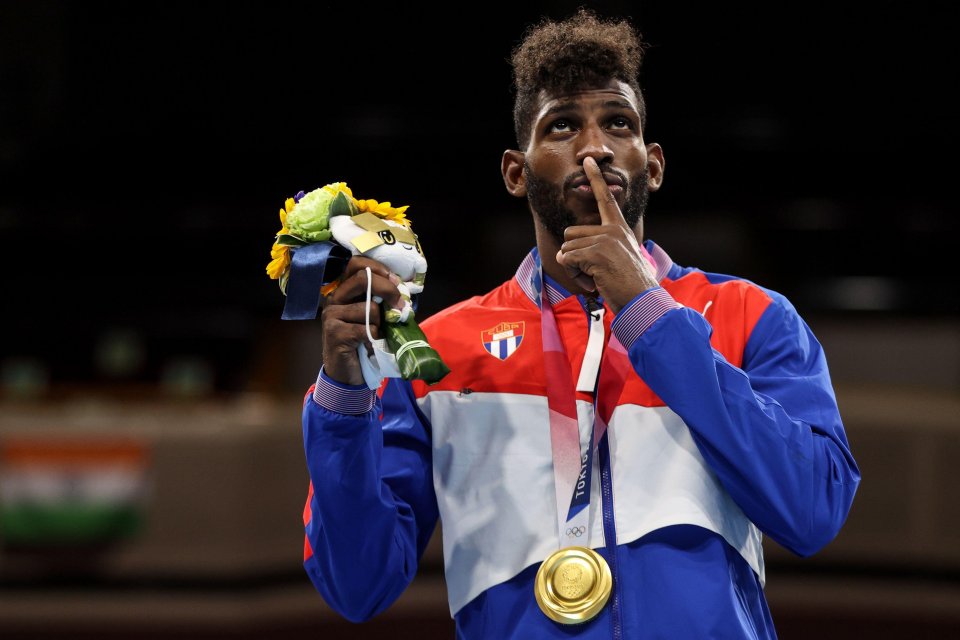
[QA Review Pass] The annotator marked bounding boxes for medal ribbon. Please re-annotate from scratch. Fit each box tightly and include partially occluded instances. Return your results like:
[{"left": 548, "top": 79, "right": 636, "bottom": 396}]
[{"left": 531, "top": 251, "right": 632, "bottom": 550}]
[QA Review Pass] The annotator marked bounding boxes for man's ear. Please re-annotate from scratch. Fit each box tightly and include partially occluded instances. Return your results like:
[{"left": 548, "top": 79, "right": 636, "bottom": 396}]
[
  {"left": 501, "top": 149, "right": 527, "bottom": 198},
  {"left": 645, "top": 143, "right": 665, "bottom": 192}
]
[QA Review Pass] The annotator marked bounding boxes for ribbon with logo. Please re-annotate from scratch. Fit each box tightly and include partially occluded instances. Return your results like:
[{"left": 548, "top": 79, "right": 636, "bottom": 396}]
[{"left": 530, "top": 249, "right": 633, "bottom": 624}]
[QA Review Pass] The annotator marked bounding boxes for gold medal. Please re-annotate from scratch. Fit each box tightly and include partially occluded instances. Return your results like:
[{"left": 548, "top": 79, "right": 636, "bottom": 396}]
[{"left": 534, "top": 546, "right": 612, "bottom": 624}]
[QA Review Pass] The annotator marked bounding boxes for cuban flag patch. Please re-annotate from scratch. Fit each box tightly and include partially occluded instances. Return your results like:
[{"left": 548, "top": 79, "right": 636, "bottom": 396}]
[{"left": 481, "top": 321, "right": 525, "bottom": 361}]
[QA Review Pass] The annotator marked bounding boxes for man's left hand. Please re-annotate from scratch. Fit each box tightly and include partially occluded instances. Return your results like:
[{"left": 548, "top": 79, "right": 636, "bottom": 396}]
[{"left": 556, "top": 156, "right": 658, "bottom": 313}]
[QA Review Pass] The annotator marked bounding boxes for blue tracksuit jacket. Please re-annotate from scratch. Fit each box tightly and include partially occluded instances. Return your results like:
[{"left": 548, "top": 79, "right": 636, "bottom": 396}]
[{"left": 300, "top": 241, "right": 860, "bottom": 639}]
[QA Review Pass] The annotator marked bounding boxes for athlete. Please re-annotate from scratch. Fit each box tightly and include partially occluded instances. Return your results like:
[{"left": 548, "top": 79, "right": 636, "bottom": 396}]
[{"left": 300, "top": 9, "right": 860, "bottom": 638}]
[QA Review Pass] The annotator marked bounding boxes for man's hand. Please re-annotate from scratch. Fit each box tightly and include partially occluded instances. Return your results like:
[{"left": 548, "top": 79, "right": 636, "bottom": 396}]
[
  {"left": 556, "top": 156, "right": 658, "bottom": 313},
  {"left": 321, "top": 256, "right": 403, "bottom": 385}
]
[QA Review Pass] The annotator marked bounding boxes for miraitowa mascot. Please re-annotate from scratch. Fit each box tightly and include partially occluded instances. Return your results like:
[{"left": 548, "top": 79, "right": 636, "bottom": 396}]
[{"left": 266, "top": 182, "right": 449, "bottom": 388}]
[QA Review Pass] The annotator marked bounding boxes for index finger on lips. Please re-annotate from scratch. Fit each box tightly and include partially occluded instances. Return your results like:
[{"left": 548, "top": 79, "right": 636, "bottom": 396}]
[{"left": 583, "top": 156, "right": 628, "bottom": 228}]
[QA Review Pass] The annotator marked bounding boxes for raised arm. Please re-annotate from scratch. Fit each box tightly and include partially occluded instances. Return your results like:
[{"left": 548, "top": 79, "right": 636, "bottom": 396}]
[
  {"left": 300, "top": 254, "right": 438, "bottom": 621},
  {"left": 557, "top": 155, "right": 859, "bottom": 555}
]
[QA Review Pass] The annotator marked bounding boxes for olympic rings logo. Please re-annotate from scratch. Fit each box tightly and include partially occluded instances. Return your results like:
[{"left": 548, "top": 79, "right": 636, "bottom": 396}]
[{"left": 565, "top": 526, "right": 586, "bottom": 537}]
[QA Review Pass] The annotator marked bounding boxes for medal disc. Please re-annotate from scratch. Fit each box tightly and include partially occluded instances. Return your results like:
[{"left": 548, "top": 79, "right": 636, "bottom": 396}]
[{"left": 534, "top": 546, "right": 612, "bottom": 624}]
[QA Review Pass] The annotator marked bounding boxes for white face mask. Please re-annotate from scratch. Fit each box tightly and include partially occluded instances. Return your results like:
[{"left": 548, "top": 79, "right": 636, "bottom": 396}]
[{"left": 357, "top": 267, "right": 402, "bottom": 390}]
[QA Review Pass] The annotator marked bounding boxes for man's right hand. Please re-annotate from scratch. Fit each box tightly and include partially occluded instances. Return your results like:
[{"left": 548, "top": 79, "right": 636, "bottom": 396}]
[{"left": 321, "top": 256, "right": 403, "bottom": 386}]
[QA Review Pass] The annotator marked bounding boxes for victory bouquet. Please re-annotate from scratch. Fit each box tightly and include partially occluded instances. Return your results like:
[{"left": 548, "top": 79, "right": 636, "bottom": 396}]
[{"left": 267, "top": 182, "right": 449, "bottom": 387}]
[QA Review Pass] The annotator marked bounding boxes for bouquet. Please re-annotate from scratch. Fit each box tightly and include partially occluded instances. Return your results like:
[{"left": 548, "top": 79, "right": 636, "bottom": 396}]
[{"left": 267, "top": 182, "right": 450, "bottom": 386}]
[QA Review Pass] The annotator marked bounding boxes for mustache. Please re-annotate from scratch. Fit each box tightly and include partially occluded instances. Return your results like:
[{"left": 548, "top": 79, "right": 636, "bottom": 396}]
[{"left": 563, "top": 166, "right": 629, "bottom": 191}]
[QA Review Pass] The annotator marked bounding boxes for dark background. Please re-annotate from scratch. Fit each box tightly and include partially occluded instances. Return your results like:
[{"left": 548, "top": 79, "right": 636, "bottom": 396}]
[
  {"left": 1, "top": 3, "right": 960, "bottom": 638},
  {"left": 1, "top": 0, "right": 957, "bottom": 396}
]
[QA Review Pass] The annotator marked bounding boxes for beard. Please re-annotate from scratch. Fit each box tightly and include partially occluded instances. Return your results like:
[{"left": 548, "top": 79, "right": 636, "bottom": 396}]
[{"left": 524, "top": 162, "right": 649, "bottom": 244}]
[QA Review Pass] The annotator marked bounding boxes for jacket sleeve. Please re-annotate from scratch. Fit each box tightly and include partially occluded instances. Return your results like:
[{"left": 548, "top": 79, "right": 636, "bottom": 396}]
[
  {"left": 611, "top": 286, "right": 860, "bottom": 557},
  {"left": 301, "top": 371, "right": 438, "bottom": 622}
]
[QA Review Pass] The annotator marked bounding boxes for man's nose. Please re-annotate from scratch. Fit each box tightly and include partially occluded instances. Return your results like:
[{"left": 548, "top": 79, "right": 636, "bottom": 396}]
[{"left": 575, "top": 124, "right": 614, "bottom": 166}]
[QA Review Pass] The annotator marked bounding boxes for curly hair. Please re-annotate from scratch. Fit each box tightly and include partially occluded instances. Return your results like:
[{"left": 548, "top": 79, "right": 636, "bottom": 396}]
[{"left": 510, "top": 8, "right": 647, "bottom": 149}]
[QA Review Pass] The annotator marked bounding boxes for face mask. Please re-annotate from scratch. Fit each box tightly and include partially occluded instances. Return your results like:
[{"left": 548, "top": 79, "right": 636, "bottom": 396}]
[{"left": 357, "top": 267, "right": 402, "bottom": 389}]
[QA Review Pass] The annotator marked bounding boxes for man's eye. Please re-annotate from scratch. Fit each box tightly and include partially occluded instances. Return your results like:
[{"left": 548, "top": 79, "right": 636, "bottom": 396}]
[
  {"left": 609, "top": 117, "right": 632, "bottom": 130},
  {"left": 548, "top": 120, "right": 572, "bottom": 133}
]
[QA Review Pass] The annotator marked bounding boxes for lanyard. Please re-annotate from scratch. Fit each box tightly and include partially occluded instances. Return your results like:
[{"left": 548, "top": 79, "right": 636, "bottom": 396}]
[{"left": 532, "top": 253, "right": 632, "bottom": 550}]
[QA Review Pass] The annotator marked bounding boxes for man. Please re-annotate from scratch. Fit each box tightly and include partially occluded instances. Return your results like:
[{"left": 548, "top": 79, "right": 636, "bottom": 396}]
[{"left": 300, "top": 9, "right": 860, "bottom": 638}]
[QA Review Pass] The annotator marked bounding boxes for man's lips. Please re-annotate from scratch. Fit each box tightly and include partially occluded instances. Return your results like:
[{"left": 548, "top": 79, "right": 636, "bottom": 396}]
[
  {"left": 568, "top": 172, "right": 625, "bottom": 196},
  {"left": 573, "top": 184, "right": 623, "bottom": 196}
]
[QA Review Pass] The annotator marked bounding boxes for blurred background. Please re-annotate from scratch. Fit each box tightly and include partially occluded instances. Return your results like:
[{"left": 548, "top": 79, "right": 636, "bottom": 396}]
[{"left": 0, "top": 1, "right": 958, "bottom": 638}]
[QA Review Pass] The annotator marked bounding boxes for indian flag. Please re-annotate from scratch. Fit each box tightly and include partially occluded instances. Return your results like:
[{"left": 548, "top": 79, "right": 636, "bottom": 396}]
[{"left": 0, "top": 439, "right": 150, "bottom": 545}]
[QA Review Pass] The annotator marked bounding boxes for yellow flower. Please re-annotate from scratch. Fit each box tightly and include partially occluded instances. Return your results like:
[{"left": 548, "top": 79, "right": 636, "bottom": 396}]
[
  {"left": 266, "top": 246, "right": 290, "bottom": 280},
  {"left": 356, "top": 198, "right": 412, "bottom": 227},
  {"left": 266, "top": 202, "right": 294, "bottom": 280},
  {"left": 321, "top": 182, "right": 354, "bottom": 199}
]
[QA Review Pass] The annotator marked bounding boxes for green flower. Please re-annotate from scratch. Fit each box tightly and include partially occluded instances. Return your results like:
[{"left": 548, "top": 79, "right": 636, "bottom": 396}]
[{"left": 285, "top": 183, "right": 356, "bottom": 241}]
